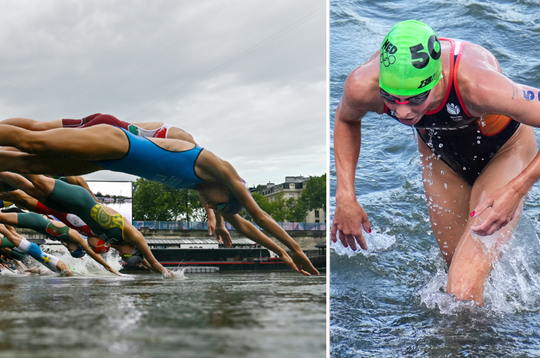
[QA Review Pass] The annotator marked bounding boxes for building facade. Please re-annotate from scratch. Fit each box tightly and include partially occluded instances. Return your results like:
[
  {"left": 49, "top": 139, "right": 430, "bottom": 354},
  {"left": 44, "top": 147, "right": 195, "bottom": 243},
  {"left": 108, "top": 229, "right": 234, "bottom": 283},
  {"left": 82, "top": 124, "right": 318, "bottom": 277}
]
[{"left": 258, "top": 176, "right": 325, "bottom": 223}]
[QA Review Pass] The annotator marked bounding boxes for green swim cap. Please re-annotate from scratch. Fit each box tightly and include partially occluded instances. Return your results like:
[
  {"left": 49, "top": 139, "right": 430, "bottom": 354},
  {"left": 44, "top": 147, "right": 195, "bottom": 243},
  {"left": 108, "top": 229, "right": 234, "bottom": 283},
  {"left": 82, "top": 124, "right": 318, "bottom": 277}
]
[{"left": 379, "top": 20, "right": 442, "bottom": 97}]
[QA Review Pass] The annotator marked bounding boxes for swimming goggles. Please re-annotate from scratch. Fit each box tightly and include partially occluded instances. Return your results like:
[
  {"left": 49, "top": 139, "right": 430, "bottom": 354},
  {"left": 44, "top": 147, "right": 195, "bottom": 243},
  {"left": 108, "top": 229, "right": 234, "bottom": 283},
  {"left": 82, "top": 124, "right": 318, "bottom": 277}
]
[
  {"left": 216, "top": 202, "right": 228, "bottom": 211},
  {"left": 380, "top": 88, "right": 431, "bottom": 106}
]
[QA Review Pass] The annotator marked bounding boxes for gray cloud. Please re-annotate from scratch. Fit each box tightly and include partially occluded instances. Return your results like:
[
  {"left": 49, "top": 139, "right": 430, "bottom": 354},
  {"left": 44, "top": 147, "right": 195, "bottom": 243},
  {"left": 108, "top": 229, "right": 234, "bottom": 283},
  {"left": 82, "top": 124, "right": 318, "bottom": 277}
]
[{"left": 0, "top": 0, "right": 326, "bottom": 186}]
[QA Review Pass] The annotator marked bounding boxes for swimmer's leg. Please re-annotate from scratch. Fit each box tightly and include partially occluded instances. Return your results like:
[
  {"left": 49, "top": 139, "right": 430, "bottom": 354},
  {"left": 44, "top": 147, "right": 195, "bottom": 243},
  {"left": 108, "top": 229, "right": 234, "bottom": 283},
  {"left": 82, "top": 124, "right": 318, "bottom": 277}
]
[
  {"left": 15, "top": 238, "right": 69, "bottom": 274},
  {"left": 447, "top": 126, "right": 537, "bottom": 304},
  {"left": 16, "top": 212, "right": 71, "bottom": 243},
  {"left": 418, "top": 138, "right": 471, "bottom": 265},
  {"left": 0, "top": 124, "right": 127, "bottom": 160},
  {"left": 75, "top": 114, "right": 161, "bottom": 138},
  {"left": 62, "top": 113, "right": 102, "bottom": 127},
  {"left": 0, "top": 117, "right": 63, "bottom": 131}
]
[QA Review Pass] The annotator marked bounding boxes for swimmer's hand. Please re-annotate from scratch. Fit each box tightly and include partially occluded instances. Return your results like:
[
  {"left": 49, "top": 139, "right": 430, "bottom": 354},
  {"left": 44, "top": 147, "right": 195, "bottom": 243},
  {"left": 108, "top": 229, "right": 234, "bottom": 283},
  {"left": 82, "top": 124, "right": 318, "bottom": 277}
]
[
  {"left": 161, "top": 268, "right": 175, "bottom": 278},
  {"left": 209, "top": 213, "right": 231, "bottom": 247},
  {"left": 331, "top": 197, "right": 371, "bottom": 250},
  {"left": 470, "top": 184, "right": 524, "bottom": 236},
  {"left": 214, "top": 226, "right": 232, "bottom": 248},
  {"left": 279, "top": 251, "right": 308, "bottom": 276},
  {"left": 107, "top": 267, "right": 122, "bottom": 277},
  {"left": 207, "top": 213, "right": 216, "bottom": 237},
  {"left": 290, "top": 250, "right": 319, "bottom": 276}
]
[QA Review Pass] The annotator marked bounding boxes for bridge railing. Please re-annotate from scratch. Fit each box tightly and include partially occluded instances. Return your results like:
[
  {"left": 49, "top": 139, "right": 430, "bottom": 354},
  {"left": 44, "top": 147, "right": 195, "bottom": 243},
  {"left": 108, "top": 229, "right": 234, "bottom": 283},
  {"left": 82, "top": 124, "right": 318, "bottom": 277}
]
[{"left": 133, "top": 221, "right": 326, "bottom": 231}]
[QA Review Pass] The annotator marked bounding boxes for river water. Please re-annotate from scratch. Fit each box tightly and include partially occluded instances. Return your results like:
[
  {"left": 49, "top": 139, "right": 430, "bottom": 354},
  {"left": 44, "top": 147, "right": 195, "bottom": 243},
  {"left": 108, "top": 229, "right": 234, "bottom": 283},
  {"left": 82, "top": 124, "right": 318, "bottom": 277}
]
[
  {"left": 330, "top": 0, "right": 540, "bottom": 357},
  {"left": 0, "top": 266, "right": 326, "bottom": 358}
]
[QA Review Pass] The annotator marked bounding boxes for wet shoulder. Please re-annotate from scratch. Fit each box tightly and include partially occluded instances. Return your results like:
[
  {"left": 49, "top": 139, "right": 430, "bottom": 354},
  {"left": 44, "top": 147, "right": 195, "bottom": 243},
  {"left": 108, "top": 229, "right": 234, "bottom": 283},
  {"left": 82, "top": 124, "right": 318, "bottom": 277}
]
[{"left": 345, "top": 50, "right": 384, "bottom": 113}]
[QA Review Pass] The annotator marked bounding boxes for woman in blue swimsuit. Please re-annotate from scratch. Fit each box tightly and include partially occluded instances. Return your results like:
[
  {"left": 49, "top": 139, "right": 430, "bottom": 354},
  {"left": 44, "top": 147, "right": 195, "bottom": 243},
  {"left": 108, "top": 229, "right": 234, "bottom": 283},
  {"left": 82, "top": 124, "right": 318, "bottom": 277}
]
[
  {"left": 0, "top": 121, "right": 319, "bottom": 277},
  {"left": 332, "top": 20, "right": 540, "bottom": 305}
]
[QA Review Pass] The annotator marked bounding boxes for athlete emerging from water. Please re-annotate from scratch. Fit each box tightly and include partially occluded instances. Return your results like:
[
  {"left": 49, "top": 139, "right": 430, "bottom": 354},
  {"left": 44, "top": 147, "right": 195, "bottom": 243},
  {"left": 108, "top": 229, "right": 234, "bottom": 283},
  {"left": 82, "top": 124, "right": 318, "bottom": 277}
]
[{"left": 331, "top": 20, "right": 540, "bottom": 305}]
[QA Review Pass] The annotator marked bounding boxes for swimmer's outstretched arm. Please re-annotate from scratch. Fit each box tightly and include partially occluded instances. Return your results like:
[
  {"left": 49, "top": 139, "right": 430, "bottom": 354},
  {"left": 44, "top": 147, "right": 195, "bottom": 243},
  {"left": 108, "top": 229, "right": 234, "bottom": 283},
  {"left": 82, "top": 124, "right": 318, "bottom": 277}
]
[
  {"left": 65, "top": 228, "right": 121, "bottom": 276},
  {"left": 122, "top": 222, "right": 174, "bottom": 277},
  {"left": 195, "top": 152, "right": 319, "bottom": 275},
  {"left": 197, "top": 191, "right": 231, "bottom": 246},
  {"left": 213, "top": 212, "right": 232, "bottom": 248},
  {"left": 225, "top": 214, "right": 314, "bottom": 276}
]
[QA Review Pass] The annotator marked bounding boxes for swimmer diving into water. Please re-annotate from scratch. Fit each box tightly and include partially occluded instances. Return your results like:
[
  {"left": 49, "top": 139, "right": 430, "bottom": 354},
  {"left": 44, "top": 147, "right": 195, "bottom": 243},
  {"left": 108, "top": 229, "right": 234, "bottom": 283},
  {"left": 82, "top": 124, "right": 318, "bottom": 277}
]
[
  {"left": 0, "top": 223, "right": 72, "bottom": 275},
  {"left": 0, "top": 114, "right": 233, "bottom": 246},
  {"left": 0, "top": 118, "right": 319, "bottom": 276}
]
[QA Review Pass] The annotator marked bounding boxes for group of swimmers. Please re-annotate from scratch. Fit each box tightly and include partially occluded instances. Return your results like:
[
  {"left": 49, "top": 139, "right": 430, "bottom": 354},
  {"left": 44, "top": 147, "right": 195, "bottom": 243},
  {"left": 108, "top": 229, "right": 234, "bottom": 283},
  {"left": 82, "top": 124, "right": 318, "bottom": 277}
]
[{"left": 0, "top": 113, "right": 319, "bottom": 277}]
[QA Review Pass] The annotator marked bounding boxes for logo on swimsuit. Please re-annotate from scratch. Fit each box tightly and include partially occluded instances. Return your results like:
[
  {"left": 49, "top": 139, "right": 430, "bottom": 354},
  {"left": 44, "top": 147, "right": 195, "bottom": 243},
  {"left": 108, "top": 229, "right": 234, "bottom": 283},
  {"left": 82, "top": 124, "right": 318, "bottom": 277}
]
[
  {"left": 46, "top": 224, "right": 61, "bottom": 237},
  {"left": 127, "top": 124, "right": 139, "bottom": 135},
  {"left": 446, "top": 103, "right": 460, "bottom": 115},
  {"left": 446, "top": 103, "right": 463, "bottom": 121},
  {"left": 154, "top": 127, "right": 167, "bottom": 138}
]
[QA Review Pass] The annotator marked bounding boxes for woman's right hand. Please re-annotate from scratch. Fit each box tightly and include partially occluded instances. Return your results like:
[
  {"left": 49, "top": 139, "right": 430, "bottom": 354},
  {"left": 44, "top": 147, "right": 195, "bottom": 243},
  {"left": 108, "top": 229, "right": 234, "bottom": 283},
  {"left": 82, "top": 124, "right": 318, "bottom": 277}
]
[{"left": 331, "top": 198, "right": 371, "bottom": 251}]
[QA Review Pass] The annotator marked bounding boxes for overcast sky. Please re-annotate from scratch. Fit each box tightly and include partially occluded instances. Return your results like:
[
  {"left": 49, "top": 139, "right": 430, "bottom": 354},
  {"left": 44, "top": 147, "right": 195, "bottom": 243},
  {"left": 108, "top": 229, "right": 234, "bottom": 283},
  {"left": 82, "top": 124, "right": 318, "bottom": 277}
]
[{"left": 0, "top": 0, "right": 326, "bottom": 188}]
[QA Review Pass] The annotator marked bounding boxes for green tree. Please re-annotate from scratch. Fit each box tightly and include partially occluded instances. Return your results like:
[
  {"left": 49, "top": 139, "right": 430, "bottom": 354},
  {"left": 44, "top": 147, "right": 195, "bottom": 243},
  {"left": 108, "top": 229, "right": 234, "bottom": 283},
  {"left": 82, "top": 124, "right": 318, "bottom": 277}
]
[
  {"left": 300, "top": 174, "right": 326, "bottom": 212},
  {"left": 286, "top": 196, "right": 308, "bottom": 222},
  {"left": 132, "top": 178, "right": 204, "bottom": 221}
]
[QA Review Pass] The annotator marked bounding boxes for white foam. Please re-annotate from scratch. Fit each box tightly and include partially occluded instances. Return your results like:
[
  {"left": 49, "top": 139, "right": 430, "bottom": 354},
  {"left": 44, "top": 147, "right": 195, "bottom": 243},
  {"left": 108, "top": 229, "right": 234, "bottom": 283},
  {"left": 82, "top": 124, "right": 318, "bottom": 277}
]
[
  {"left": 419, "top": 216, "right": 540, "bottom": 315},
  {"left": 331, "top": 228, "right": 396, "bottom": 257}
]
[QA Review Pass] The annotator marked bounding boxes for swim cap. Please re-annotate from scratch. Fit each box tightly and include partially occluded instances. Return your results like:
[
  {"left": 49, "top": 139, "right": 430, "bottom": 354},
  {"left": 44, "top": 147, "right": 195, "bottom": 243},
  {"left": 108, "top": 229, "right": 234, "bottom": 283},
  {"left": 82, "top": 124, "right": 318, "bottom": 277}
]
[
  {"left": 223, "top": 179, "right": 249, "bottom": 216},
  {"left": 124, "top": 248, "right": 143, "bottom": 266},
  {"left": 224, "top": 192, "right": 244, "bottom": 215},
  {"left": 91, "top": 238, "right": 111, "bottom": 254},
  {"left": 71, "top": 244, "right": 86, "bottom": 258},
  {"left": 379, "top": 20, "right": 442, "bottom": 96}
]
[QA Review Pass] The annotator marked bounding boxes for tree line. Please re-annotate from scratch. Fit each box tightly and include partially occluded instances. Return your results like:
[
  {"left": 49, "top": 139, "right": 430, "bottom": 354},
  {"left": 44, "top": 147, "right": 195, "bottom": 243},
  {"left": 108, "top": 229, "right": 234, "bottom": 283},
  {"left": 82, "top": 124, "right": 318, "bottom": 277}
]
[{"left": 132, "top": 174, "right": 326, "bottom": 222}]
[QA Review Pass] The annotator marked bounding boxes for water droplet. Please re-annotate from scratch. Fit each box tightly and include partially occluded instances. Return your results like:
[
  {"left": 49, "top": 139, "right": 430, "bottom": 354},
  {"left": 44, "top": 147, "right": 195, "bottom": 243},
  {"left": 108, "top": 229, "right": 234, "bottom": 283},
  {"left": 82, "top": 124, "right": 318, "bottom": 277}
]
[
  {"left": 439, "top": 143, "right": 443, "bottom": 148},
  {"left": 463, "top": 167, "right": 467, "bottom": 170},
  {"left": 443, "top": 183, "right": 448, "bottom": 189}
]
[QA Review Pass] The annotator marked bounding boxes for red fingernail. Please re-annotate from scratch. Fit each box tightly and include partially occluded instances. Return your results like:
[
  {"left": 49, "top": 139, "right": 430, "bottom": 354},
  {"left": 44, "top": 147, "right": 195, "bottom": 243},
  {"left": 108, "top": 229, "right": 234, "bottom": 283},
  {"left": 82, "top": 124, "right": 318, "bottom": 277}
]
[
  {"left": 368, "top": 228, "right": 372, "bottom": 233},
  {"left": 470, "top": 211, "right": 475, "bottom": 217}
]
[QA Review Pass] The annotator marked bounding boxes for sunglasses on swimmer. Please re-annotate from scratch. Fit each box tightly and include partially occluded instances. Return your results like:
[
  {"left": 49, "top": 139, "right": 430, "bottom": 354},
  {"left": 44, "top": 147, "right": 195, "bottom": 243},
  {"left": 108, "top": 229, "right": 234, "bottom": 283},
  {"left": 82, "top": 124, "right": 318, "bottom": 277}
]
[{"left": 379, "top": 88, "right": 431, "bottom": 106}]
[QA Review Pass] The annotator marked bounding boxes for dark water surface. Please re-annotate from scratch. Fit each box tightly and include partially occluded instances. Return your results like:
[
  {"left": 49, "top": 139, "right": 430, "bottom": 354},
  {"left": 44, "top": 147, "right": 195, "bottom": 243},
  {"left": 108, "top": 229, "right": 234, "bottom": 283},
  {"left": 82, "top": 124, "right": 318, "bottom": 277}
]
[
  {"left": 0, "top": 271, "right": 326, "bottom": 358},
  {"left": 330, "top": 0, "right": 540, "bottom": 357}
]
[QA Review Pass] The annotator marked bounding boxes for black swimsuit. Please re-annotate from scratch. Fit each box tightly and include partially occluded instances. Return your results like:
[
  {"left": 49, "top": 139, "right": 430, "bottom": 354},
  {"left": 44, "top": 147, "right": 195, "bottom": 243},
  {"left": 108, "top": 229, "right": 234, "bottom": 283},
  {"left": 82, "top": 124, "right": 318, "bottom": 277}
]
[{"left": 384, "top": 38, "right": 520, "bottom": 186}]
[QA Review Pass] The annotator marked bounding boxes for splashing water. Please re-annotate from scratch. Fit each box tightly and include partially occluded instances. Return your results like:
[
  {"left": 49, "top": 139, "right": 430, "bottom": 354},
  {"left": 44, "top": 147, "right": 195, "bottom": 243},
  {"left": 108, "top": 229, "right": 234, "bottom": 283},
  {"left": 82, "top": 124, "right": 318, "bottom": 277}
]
[
  {"left": 331, "top": 228, "right": 396, "bottom": 258},
  {"left": 420, "top": 216, "right": 540, "bottom": 315}
]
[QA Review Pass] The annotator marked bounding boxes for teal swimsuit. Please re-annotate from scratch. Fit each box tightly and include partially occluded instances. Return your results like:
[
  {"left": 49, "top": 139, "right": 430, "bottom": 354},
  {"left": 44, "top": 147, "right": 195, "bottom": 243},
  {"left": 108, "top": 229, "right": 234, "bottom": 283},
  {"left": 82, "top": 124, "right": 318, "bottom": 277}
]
[
  {"left": 94, "top": 128, "right": 205, "bottom": 189},
  {"left": 44, "top": 180, "right": 125, "bottom": 245}
]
